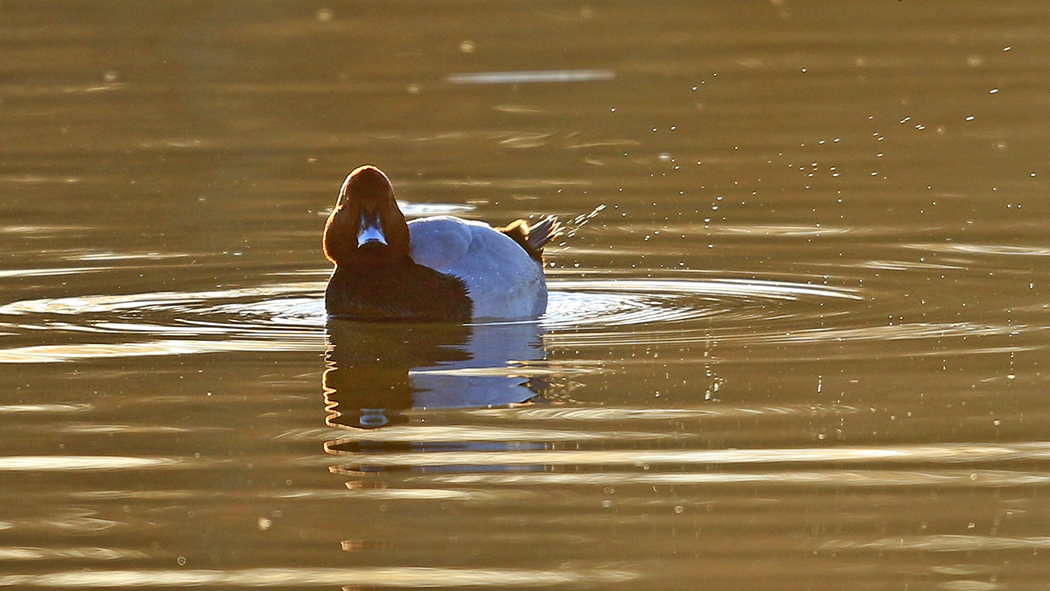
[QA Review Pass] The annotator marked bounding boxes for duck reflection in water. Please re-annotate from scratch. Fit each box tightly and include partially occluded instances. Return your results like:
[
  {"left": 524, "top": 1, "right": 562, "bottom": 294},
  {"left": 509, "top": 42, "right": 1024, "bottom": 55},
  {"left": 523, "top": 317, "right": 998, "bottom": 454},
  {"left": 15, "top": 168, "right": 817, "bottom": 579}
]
[{"left": 323, "top": 318, "right": 549, "bottom": 429}]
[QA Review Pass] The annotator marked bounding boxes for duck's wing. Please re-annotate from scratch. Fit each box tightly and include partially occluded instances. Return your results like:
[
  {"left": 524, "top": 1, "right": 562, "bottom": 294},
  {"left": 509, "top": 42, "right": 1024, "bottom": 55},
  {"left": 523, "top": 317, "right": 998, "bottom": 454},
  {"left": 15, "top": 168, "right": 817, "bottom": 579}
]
[
  {"left": 407, "top": 216, "right": 475, "bottom": 270},
  {"left": 408, "top": 216, "right": 547, "bottom": 319}
]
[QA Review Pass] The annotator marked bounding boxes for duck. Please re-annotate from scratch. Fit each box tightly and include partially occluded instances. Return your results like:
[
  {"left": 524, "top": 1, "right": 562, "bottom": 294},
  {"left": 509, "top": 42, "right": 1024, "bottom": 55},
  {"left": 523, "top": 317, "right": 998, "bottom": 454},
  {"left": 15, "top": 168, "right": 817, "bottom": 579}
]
[{"left": 323, "top": 165, "right": 560, "bottom": 320}]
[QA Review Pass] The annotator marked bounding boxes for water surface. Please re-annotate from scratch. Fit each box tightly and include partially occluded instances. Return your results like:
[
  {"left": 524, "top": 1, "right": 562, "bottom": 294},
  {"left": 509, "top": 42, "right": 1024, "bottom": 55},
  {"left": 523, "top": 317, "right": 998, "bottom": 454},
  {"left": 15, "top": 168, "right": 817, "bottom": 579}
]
[{"left": 2, "top": 2, "right": 1050, "bottom": 589}]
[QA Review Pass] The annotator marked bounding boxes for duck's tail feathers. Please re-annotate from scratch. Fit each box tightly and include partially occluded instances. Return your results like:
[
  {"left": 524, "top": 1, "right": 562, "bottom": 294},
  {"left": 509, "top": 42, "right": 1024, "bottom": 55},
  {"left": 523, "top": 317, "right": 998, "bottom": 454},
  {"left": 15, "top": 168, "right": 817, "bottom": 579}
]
[
  {"left": 526, "top": 216, "right": 562, "bottom": 251},
  {"left": 499, "top": 215, "right": 561, "bottom": 262}
]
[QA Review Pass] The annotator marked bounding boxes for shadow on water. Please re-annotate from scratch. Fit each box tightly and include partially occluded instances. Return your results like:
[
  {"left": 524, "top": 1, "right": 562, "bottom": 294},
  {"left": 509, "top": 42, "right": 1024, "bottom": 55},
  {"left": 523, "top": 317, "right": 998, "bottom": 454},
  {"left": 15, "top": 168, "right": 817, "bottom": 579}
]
[{"left": 322, "top": 319, "right": 548, "bottom": 430}]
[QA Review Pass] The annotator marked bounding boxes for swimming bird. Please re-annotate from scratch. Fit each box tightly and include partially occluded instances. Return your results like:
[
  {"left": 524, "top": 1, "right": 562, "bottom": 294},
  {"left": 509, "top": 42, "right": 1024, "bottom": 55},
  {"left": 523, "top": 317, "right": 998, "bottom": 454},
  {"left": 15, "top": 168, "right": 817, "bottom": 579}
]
[{"left": 323, "top": 165, "right": 559, "bottom": 320}]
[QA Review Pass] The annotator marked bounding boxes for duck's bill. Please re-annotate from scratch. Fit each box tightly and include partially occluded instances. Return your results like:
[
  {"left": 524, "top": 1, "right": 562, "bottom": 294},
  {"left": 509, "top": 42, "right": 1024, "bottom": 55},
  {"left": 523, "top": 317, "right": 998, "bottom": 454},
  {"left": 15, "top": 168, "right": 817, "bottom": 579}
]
[{"left": 357, "top": 210, "right": 388, "bottom": 247}]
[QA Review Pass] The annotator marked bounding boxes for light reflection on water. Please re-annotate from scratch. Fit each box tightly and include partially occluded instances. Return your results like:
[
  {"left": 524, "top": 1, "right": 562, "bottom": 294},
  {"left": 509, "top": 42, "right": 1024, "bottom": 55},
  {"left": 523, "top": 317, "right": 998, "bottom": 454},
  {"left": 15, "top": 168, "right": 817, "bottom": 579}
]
[
  {"left": 332, "top": 441, "right": 1050, "bottom": 470},
  {"left": 0, "top": 456, "right": 184, "bottom": 471},
  {"left": 0, "top": 566, "right": 640, "bottom": 588},
  {"left": 0, "top": 547, "right": 151, "bottom": 561},
  {"left": 0, "top": 275, "right": 869, "bottom": 363},
  {"left": 422, "top": 470, "right": 1050, "bottom": 488}
]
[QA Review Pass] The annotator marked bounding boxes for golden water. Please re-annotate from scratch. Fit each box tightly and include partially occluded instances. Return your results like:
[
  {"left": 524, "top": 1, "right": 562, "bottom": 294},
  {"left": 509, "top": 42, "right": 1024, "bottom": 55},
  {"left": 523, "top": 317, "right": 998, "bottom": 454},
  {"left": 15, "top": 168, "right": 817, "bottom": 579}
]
[{"left": 2, "top": 2, "right": 1050, "bottom": 589}]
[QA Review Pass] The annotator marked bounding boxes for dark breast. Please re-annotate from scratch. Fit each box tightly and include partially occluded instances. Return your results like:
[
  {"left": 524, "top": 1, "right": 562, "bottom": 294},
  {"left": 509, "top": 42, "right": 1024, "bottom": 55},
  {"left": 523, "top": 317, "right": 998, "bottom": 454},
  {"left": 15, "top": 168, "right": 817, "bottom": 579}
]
[{"left": 325, "top": 262, "right": 473, "bottom": 320}]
